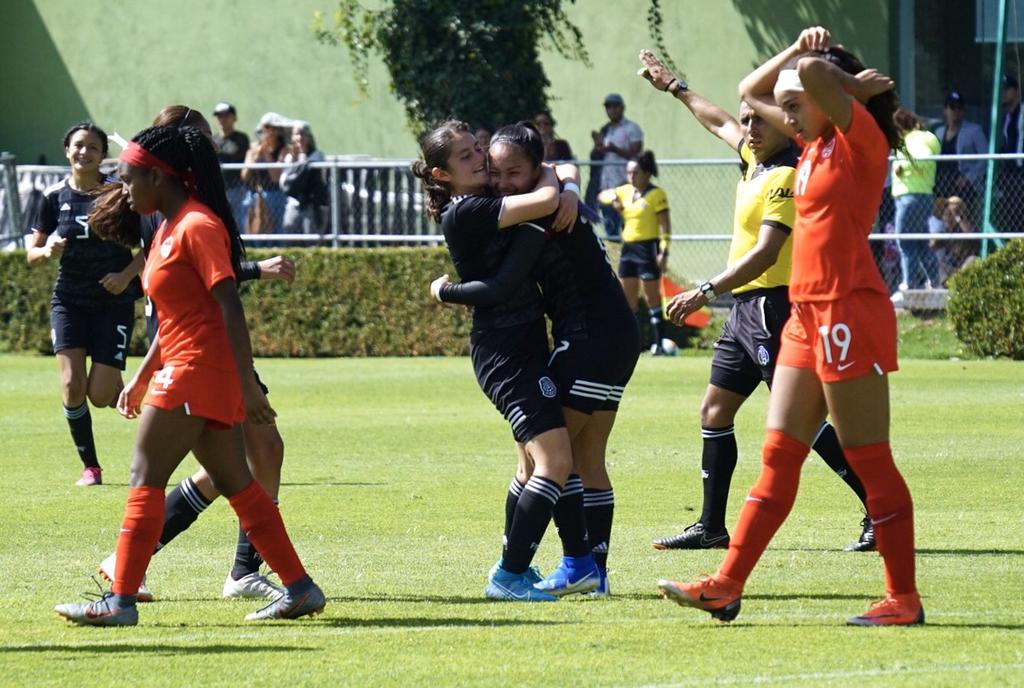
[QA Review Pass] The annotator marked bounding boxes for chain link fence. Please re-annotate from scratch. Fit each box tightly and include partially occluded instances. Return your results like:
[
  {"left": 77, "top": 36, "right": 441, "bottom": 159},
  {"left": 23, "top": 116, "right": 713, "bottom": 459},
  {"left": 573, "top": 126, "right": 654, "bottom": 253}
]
[{"left": 3, "top": 154, "right": 1022, "bottom": 300}]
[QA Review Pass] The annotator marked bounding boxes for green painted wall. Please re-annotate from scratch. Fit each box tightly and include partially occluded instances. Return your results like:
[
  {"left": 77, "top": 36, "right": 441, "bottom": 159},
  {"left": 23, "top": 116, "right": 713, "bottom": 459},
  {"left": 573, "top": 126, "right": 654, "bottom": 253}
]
[{"left": 1, "top": 0, "right": 890, "bottom": 162}]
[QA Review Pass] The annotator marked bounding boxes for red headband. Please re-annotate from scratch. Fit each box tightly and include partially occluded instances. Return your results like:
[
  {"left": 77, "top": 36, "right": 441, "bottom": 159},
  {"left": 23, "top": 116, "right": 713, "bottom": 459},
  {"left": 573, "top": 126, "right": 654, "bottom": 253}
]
[{"left": 119, "top": 141, "right": 182, "bottom": 180}]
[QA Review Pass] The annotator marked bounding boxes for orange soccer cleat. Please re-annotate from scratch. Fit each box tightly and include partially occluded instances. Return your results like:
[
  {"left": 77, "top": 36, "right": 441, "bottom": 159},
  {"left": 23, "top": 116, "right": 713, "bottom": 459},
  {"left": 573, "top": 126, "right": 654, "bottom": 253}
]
[
  {"left": 657, "top": 574, "right": 743, "bottom": 622},
  {"left": 847, "top": 593, "right": 925, "bottom": 626}
]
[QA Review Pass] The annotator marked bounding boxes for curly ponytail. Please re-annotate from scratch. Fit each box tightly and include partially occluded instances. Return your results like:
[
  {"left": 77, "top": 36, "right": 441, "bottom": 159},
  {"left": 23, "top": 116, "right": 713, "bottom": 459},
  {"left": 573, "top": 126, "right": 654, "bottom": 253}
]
[{"left": 411, "top": 120, "right": 472, "bottom": 222}]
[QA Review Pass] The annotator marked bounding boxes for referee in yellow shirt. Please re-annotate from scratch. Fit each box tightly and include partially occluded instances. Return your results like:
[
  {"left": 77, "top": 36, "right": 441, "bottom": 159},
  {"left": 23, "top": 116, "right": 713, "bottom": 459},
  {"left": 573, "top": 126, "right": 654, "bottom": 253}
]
[
  {"left": 599, "top": 151, "right": 672, "bottom": 355},
  {"left": 638, "top": 50, "right": 873, "bottom": 552}
]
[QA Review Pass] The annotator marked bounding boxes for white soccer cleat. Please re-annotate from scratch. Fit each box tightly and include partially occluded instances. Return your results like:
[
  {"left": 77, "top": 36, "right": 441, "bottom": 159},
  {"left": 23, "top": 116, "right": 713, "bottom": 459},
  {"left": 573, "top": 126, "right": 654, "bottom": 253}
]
[
  {"left": 98, "top": 552, "right": 154, "bottom": 603},
  {"left": 223, "top": 572, "right": 284, "bottom": 600}
]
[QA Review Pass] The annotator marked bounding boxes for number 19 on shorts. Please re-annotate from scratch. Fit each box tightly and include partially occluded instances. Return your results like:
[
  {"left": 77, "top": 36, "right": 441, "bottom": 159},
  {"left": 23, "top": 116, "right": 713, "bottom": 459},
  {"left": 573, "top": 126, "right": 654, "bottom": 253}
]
[{"left": 818, "top": 323, "right": 851, "bottom": 366}]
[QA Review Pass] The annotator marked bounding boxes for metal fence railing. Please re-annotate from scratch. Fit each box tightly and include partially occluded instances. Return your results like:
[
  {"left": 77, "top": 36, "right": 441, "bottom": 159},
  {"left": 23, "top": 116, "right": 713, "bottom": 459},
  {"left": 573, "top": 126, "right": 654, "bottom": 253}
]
[{"left": 3, "top": 154, "right": 1022, "bottom": 296}]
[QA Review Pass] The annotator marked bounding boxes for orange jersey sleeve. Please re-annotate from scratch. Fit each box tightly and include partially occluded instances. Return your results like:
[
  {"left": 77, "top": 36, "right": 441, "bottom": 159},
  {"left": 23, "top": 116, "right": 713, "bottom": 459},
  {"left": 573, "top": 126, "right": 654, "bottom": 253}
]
[{"left": 180, "top": 211, "right": 236, "bottom": 291}]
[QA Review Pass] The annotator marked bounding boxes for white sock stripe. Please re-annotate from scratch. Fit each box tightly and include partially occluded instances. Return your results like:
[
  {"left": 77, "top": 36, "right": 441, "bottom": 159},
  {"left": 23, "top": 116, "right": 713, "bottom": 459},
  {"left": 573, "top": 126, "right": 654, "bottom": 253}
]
[
  {"left": 560, "top": 484, "right": 585, "bottom": 497},
  {"left": 508, "top": 479, "right": 524, "bottom": 495},
  {"left": 584, "top": 496, "right": 616, "bottom": 506},
  {"left": 524, "top": 478, "right": 561, "bottom": 503},
  {"left": 564, "top": 476, "right": 584, "bottom": 489},
  {"left": 179, "top": 479, "right": 210, "bottom": 513},
  {"left": 63, "top": 404, "right": 89, "bottom": 419},
  {"left": 813, "top": 421, "right": 830, "bottom": 445},
  {"left": 701, "top": 426, "right": 735, "bottom": 438}
]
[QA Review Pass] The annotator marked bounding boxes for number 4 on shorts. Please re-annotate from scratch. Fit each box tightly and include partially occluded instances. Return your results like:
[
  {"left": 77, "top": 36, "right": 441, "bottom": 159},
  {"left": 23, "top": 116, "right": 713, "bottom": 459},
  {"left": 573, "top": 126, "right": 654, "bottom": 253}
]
[{"left": 154, "top": 366, "right": 175, "bottom": 389}]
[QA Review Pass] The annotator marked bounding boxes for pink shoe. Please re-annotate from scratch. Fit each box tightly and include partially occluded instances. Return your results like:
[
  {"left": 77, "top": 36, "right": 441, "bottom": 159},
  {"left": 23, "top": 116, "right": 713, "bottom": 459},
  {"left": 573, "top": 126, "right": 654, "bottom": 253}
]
[{"left": 76, "top": 467, "right": 102, "bottom": 487}]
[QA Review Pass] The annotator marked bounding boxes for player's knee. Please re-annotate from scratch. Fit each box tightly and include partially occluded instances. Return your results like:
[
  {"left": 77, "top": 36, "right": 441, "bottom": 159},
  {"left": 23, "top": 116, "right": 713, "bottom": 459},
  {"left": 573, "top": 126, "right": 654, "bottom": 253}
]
[
  {"left": 246, "top": 430, "right": 285, "bottom": 471},
  {"left": 700, "top": 396, "right": 736, "bottom": 428},
  {"left": 86, "top": 384, "right": 115, "bottom": 409},
  {"left": 61, "top": 373, "right": 87, "bottom": 405}
]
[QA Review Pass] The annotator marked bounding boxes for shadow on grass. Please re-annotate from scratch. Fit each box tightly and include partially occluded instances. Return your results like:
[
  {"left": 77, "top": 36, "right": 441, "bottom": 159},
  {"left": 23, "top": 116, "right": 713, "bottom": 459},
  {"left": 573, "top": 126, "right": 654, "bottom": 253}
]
[
  {"left": 311, "top": 616, "right": 566, "bottom": 629},
  {"left": 916, "top": 548, "right": 1024, "bottom": 557},
  {"left": 744, "top": 593, "right": 875, "bottom": 602},
  {"left": 327, "top": 594, "right": 507, "bottom": 605},
  {"left": 0, "top": 644, "right": 312, "bottom": 654}
]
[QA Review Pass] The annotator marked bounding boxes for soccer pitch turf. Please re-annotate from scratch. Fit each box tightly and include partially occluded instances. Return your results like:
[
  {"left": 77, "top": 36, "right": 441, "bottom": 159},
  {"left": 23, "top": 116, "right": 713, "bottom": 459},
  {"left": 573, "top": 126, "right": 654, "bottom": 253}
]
[{"left": 0, "top": 354, "right": 1021, "bottom": 687}]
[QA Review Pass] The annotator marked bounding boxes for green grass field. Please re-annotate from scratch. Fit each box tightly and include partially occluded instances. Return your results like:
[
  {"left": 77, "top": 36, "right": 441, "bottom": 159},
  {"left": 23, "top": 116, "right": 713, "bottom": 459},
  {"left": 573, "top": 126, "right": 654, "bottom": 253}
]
[{"left": 1, "top": 354, "right": 1022, "bottom": 687}]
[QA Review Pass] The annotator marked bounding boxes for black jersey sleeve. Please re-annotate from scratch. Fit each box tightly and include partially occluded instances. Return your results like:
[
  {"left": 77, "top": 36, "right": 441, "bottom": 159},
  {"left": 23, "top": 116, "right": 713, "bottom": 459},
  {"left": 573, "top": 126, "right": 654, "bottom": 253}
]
[
  {"left": 33, "top": 191, "right": 58, "bottom": 234},
  {"left": 445, "top": 196, "right": 504, "bottom": 251},
  {"left": 439, "top": 224, "right": 546, "bottom": 306},
  {"left": 236, "top": 260, "right": 262, "bottom": 283}
]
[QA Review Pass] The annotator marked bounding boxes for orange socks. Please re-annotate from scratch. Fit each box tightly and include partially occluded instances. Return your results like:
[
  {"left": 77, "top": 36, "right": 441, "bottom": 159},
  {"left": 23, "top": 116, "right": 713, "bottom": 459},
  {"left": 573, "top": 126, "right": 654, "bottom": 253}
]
[
  {"left": 719, "top": 430, "right": 809, "bottom": 587},
  {"left": 227, "top": 480, "right": 307, "bottom": 586},
  {"left": 113, "top": 487, "right": 165, "bottom": 595},
  {"left": 843, "top": 442, "right": 916, "bottom": 595}
]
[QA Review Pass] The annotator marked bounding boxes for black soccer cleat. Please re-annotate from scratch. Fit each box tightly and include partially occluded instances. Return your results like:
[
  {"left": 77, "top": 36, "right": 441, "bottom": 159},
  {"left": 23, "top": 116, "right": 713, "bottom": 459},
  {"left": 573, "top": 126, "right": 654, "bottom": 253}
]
[
  {"left": 844, "top": 515, "right": 876, "bottom": 552},
  {"left": 652, "top": 522, "right": 730, "bottom": 550}
]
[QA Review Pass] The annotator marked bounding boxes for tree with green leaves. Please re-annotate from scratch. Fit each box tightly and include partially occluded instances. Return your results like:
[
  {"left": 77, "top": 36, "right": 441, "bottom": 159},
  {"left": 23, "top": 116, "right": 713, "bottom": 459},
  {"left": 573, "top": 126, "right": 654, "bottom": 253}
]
[{"left": 314, "top": 0, "right": 675, "bottom": 137}]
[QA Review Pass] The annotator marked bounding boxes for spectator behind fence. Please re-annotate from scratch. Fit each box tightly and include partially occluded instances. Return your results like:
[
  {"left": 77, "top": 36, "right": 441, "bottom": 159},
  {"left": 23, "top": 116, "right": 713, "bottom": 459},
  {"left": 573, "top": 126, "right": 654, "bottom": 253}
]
[
  {"left": 928, "top": 195, "right": 980, "bottom": 285},
  {"left": 241, "top": 112, "right": 289, "bottom": 234},
  {"left": 212, "top": 102, "right": 250, "bottom": 234},
  {"left": 891, "top": 107, "right": 941, "bottom": 297},
  {"left": 934, "top": 91, "right": 987, "bottom": 209},
  {"left": 591, "top": 93, "right": 643, "bottom": 241},
  {"left": 280, "top": 121, "right": 328, "bottom": 234},
  {"left": 997, "top": 73, "right": 1024, "bottom": 230},
  {"left": 532, "top": 111, "right": 573, "bottom": 161},
  {"left": 474, "top": 125, "right": 493, "bottom": 154}
]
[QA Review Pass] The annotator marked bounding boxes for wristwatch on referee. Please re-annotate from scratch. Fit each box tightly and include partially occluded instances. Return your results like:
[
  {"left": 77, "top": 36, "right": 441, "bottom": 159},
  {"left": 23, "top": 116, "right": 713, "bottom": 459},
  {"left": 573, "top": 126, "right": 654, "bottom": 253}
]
[
  {"left": 699, "top": 280, "right": 717, "bottom": 302},
  {"left": 668, "top": 78, "right": 689, "bottom": 96}
]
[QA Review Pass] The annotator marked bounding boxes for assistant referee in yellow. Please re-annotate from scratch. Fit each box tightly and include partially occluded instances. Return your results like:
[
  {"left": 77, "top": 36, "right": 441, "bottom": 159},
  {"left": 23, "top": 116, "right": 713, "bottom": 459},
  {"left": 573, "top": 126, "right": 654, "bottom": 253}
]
[{"left": 637, "top": 50, "right": 873, "bottom": 553}]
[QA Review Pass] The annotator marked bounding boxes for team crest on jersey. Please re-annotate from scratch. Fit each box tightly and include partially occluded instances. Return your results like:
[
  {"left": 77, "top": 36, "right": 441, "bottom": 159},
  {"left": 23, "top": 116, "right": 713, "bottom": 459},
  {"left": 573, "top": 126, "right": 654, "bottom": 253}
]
[
  {"left": 538, "top": 376, "right": 558, "bottom": 399},
  {"left": 821, "top": 138, "right": 837, "bottom": 159},
  {"left": 757, "top": 345, "right": 771, "bottom": 367},
  {"left": 159, "top": 236, "right": 174, "bottom": 258}
]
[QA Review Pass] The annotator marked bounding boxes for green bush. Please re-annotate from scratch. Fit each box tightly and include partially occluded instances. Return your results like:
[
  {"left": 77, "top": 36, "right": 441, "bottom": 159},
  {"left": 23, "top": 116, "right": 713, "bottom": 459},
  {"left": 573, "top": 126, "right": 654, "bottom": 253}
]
[
  {"left": 0, "top": 248, "right": 472, "bottom": 357},
  {"left": 947, "top": 239, "right": 1024, "bottom": 359}
]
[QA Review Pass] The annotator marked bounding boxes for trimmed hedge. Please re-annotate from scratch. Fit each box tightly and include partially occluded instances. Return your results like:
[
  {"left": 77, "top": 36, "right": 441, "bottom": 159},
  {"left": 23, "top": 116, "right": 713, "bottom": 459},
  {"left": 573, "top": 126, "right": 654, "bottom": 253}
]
[
  {"left": 947, "top": 239, "right": 1024, "bottom": 359},
  {"left": 0, "top": 248, "right": 473, "bottom": 357}
]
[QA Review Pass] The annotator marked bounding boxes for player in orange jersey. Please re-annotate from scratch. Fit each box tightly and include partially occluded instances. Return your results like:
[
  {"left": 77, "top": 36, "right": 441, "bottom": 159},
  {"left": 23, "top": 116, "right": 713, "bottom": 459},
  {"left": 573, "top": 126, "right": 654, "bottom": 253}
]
[
  {"left": 55, "top": 124, "right": 324, "bottom": 626},
  {"left": 657, "top": 27, "right": 923, "bottom": 627}
]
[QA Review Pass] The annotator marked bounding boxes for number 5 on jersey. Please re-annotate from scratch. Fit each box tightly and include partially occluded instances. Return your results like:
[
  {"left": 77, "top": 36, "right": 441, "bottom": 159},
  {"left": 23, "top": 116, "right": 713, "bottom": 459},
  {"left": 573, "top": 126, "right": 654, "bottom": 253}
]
[
  {"left": 154, "top": 366, "right": 175, "bottom": 389},
  {"left": 818, "top": 323, "right": 852, "bottom": 368}
]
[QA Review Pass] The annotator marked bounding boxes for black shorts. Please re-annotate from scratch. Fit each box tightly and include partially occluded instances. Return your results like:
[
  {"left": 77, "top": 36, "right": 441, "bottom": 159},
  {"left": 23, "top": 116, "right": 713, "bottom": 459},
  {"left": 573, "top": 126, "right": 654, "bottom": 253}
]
[
  {"left": 617, "top": 239, "right": 661, "bottom": 280},
  {"left": 50, "top": 298, "right": 135, "bottom": 371},
  {"left": 470, "top": 319, "right": 565, "bottom": 444},
  {"left": 549, "top": 318, "right": 640, "bottom": 413},
  {"left": 709, "top": 286, "right": 790, "bottom": 397}
]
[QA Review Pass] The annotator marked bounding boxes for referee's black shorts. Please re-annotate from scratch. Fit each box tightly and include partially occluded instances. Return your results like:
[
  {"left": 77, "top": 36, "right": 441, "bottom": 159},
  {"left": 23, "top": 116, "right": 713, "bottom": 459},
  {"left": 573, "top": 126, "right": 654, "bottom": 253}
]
[
  {"left": 470, "top": 318, "right": 565, "bottom": 444},
  {"left": 617, "top": 239, "right": 661, "bottom": 280},
  {"left": 549, "top": 316, "right": 640, "bottom": 414},
  {"left": 709, "top": 286, "right": 791, "bottom": 397}
]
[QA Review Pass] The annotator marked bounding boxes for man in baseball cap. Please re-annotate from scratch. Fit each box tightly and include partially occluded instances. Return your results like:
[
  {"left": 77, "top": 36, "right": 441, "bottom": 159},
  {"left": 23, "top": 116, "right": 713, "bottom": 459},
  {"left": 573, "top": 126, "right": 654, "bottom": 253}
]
[
  {"left": 211, "top": 102, "right": 249, "bottom": 230},
  {"left": 590, "top": 93, "right": 643, "bottom": 241}
]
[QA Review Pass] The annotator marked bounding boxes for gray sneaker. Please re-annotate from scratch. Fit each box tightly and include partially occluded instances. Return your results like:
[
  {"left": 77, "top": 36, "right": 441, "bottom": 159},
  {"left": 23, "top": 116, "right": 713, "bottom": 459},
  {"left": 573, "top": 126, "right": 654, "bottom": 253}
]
[
  {"left": 55, "top": 594, "right": 138, "bottom": 627},
  {"left": 223, "top": 572, "right": 284, "bottom": 600},
  {"left": 245, "top": 581, "right": 325, "bottom": 621}
]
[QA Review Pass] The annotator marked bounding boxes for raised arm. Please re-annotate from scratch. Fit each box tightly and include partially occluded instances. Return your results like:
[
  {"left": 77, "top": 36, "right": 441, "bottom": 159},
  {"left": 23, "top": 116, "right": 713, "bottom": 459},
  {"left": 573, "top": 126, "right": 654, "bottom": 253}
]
[
  {"left": 638, "top": 49, "right": 743, "bottom": 152},
  {"left": 498, "top": 165, "right": 560, "bottom": 228},
  {"left": 798, "top": 57, "right": 894, "bottom": 133},
  {"left": 737, "top": 27, "right": 832, "bottom": 135}
]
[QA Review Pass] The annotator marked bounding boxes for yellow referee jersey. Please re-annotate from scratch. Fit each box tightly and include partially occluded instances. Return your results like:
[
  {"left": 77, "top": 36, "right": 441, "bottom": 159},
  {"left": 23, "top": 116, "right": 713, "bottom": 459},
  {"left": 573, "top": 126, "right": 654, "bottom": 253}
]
[
  {"left": 611, "top": 184, "right": 670, "bottom": 247},
  {"left": 729, "top": 141, "right": 797, "bottom": 295}
]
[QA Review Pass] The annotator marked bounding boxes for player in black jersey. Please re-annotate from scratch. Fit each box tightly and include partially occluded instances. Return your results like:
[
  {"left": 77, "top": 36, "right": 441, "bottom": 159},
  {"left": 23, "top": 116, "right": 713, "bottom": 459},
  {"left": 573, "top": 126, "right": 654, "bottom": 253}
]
[
  {"left": 432, "top": 122, "right": 639, "bottom": 596},
  {"left": 88, "top": 106, "right": 297, "bottom": 602},
  {"left": 27, "top": 122, "right": 143, "bottom": 487},
  {"left": 413, "top": 120, "right": 587, "bottom": 602}
]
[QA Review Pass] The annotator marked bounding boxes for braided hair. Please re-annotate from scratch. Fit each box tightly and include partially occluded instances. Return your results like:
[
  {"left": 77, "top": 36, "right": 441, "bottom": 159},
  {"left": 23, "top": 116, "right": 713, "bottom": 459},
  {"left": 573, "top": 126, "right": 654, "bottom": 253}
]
[
  {"left": 90, "top": 106, "right": 213, "bottom": 248},
  {"left": 411, "top": 120, "right": 473, "bottom": 222},
  {"left": 131, "top": 125, "right": 245, "bottom": 273}
]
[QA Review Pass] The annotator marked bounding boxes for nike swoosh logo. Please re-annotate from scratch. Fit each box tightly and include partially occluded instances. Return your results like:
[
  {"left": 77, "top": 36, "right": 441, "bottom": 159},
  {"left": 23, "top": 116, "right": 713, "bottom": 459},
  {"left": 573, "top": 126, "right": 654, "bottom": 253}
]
[
  {"left": 836, "top": 361, "right": 856, "bottom": 371},
  {"left": 700, "top": 534, "right": 729, "bottom": 546},
  {"left": 870, "top": 513, "right": 898, "bottom": 526},
  {"left": 699, "top": 592, "right": 728, "bottom": 602},
  {"left": 494, "top": 583, "right": 530, "bottom": 600}
]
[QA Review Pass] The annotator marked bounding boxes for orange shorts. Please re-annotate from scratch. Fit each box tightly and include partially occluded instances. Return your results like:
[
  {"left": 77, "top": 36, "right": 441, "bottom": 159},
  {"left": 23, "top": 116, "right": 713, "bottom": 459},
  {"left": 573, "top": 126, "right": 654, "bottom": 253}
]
[
  {"left": 143, "top": 362, "right": 245, "bottom": 430},
  {"left": 777, "top": 289, "right": 898, "bottom": 383}
]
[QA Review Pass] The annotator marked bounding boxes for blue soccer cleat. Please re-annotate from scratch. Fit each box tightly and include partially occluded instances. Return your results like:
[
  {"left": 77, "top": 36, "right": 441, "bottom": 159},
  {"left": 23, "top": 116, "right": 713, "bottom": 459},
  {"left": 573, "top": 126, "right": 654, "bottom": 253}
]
[
  {"left": 489, "top": 559, "right": 544, "bottom": 585},
  {"left": 534, "top": 554, "right": 601, "bottom": 596},
  {"left": 485, "top": 566, "right": 559, "bottom": 602},
  {"left": 584, "top": 571, "right": 611, "bottom": 598}
]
